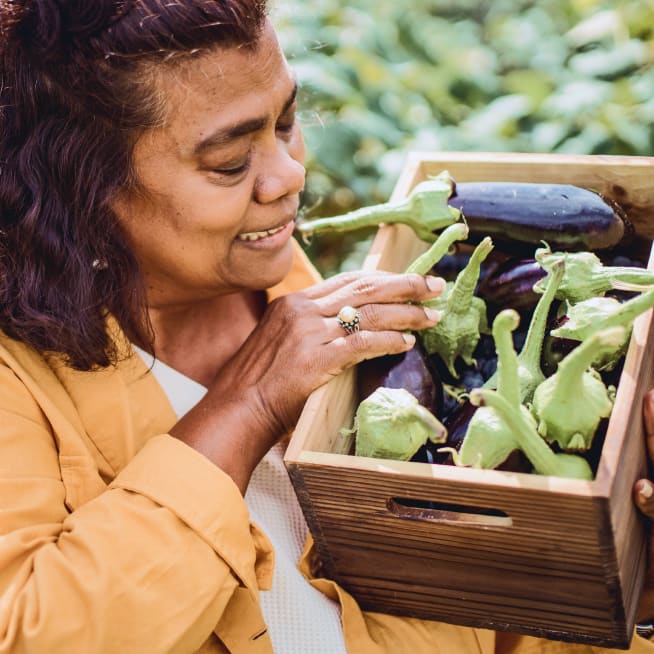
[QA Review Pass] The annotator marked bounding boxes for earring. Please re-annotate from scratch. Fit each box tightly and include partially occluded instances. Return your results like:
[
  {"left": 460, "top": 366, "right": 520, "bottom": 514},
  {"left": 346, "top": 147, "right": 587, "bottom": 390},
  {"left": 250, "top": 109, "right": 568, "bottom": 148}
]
[{"left": 92, "top": 258, "right": 109, "bottom": 270}]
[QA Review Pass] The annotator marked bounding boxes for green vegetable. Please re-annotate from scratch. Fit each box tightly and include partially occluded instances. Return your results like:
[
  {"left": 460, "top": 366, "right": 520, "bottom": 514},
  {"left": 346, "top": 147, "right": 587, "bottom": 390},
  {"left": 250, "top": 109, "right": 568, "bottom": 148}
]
[
  {"left": 553, "top": 288, "right": 654, "bottom": 340},
  {"left": 469, "top": 388, "right": 593, "bottom": 480},
  {"left": 448, "top": 309, "right": 524, "bottom": 469},
  {"left": 296, "top": 171, "right": 461, "bottom": 243},
  {"left": 404, "top": 222, "right": 470, "bottom": 275},
  {"left": 458, "top": 309, "right": 592, "bottom": 479},
  {"left": 551, "top": 288, "right": 654, "bottom": 371},
  {"left": 484, "top": 260, "right": 564, "bottom": 403},
  {"left": 534, "top": 244, "right": 654, "bottom": 303},
  {"left": 349, "top": 387, "right": 447, "bottom": 461},
  {"left": 553, "top": 296, "right": 625, "bottom": 341},
  {"left": 531, "top": 327, "right": 624, "bottom": 452},
  {"left": 419, "top": 237, "right": 493, "bottom": 377}
]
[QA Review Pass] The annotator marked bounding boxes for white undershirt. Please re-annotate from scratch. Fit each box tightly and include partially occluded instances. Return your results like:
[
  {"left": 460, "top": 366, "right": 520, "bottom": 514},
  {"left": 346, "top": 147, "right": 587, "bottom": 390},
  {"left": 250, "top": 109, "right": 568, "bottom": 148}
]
[{"left": 133, "top": 346, "right": 347, "bottom": 654}]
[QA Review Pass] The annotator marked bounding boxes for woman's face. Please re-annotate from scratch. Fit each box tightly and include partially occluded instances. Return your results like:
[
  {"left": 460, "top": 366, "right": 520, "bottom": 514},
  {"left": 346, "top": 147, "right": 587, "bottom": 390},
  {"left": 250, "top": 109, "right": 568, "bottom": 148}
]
[{"left": 113, "top": 21, "right": 306, "bottom": 307}]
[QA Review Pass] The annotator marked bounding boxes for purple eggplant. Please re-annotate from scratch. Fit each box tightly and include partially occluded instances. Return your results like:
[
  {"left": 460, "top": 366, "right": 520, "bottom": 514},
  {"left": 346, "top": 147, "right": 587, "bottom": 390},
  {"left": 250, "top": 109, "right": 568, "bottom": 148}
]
[
  {"left": 297, "top": 178, "right": 631, "bottom": 257},
  {"left": 477, "top": 257, "right": 547, "bottom": 319},
  {"left": 356, "top": 343, "right": 443, "bottom": 418},
  {"left": 448, "top": 181, "right": 631, "bottom": 256},
  {"left": 436, "top": 400, "right": 477, "bottom": 464}
]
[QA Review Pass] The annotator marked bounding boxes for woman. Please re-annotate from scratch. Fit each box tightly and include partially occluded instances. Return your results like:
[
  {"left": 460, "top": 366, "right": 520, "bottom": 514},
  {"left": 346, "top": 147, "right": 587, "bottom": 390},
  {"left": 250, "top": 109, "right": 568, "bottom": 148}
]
[{"left": 0, "top": 1, "right": 653, "bottom": 653}]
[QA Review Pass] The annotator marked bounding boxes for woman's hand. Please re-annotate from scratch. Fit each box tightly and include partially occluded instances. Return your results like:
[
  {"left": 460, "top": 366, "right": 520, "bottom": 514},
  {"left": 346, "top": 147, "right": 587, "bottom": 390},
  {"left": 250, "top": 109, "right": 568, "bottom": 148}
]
[
  {"left": 170, "top": 270, "right": 445, "bottom": 490},
  {"left": 634, "top": 389, "right": 654, "bottom": 516},
  {"left": 634, "top": 389, "right": 654, "bottom": 625}
]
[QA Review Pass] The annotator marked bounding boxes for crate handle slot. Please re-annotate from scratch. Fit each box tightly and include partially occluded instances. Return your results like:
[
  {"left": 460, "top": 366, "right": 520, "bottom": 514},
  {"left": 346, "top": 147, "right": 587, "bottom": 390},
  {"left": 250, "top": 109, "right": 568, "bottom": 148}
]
[{"left": 387, "top": 497, "right": 513, "bottom": 527}]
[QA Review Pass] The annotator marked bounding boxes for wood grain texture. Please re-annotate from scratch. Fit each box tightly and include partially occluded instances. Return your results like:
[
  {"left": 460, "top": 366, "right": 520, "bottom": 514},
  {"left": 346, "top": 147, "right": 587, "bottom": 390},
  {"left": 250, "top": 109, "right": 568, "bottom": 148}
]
[{"left": 285, "top": 152, "right": 654, "bottom": 648}]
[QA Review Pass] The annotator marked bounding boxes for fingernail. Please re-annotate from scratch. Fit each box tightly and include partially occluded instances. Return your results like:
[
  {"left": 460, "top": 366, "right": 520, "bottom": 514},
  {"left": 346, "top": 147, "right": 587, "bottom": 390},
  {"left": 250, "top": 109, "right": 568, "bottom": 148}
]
[
  {"left": 639, "top": 480, "right": 653, "bottom": 500},
  {"left": 402, "top": 332, "right": 416, "bottom": 346},
  {"left": 424, "top": 307, "right": 441, "bottom": 322},
  {"left": 426, "top": 276, "right": 445, "bottom": 293}
]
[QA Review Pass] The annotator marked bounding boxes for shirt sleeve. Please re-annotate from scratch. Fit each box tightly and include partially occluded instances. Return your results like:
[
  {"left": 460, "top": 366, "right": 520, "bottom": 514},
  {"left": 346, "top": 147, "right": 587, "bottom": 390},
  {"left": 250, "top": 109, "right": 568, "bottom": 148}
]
[{"left": 0, "top": 361, "right": 267, "bottom": 654}]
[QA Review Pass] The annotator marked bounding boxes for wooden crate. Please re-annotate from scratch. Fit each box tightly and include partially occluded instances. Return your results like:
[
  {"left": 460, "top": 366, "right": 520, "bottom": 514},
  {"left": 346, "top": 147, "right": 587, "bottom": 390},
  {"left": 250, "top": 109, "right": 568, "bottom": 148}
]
[{"left": 285, "top": 152, "right": 654, "bottom": 649}]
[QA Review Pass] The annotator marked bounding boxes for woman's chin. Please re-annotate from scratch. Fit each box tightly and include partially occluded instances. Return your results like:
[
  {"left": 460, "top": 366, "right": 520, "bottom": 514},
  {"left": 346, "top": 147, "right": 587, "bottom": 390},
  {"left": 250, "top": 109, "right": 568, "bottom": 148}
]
[{"left": 236, "top": 242, "right": 296, "bottom": 291}]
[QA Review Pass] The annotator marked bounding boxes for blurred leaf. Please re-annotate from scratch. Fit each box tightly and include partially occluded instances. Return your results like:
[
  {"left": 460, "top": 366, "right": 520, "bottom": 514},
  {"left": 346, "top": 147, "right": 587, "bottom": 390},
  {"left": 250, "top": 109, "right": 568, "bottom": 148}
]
[
  {"left": 556, "top": 121, "right": 612, "bottom": 153},
  {"left": 530, "top": 121, "right": 571, "bottom": 151},
  {"left": 569, "top": 40, "right": 649, "bottom": 79},
  {"left": 541, "top": 79, "right": 613, "bottom": 118},
  {"left": 503, "top": 70, "right": 554, "bottom": 105},
  {"left": 565, "top": 9, "right": 624, "bottom": 47},
  {"left": 292, "top": 55, "right": 357, "bottom": 104}
]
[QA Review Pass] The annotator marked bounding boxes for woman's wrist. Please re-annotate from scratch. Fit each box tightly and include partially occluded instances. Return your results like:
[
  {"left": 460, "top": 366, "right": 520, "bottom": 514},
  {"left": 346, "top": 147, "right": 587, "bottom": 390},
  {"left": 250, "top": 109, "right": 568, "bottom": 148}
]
[{"left": 169, "top": 390, "right": 279, "bottom": 493}]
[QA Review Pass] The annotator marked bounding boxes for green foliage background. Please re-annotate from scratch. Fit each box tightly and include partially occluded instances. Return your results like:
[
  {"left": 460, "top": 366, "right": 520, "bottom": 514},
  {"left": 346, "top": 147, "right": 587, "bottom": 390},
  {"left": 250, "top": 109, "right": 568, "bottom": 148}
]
[{"left": 272, "top": 0, "right": 654, "bottom": 275}]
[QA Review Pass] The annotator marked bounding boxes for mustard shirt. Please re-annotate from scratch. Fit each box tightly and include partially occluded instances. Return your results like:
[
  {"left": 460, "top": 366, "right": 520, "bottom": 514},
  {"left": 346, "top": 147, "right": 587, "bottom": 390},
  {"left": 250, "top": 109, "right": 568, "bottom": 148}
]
[{"left": 0, "top": 240, "right": 652, "bottom": 654}]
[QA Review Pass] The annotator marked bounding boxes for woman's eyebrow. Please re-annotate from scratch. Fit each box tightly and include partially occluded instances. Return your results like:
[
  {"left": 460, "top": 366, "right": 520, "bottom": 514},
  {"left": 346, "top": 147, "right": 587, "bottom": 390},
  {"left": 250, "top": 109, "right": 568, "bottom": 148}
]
[{"left": 193, "top": 81, "right": 298, "bottom": 156}]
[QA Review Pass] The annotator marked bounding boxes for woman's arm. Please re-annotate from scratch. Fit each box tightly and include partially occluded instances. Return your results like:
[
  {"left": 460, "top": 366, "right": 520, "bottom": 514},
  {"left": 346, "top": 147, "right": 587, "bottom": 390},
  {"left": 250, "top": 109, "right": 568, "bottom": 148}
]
[
  {"left": 0, "top": 362, "right": 260, "bottom": 654},
  {"left": 170, "top": 270, "right": 445, "bottom": 492}
]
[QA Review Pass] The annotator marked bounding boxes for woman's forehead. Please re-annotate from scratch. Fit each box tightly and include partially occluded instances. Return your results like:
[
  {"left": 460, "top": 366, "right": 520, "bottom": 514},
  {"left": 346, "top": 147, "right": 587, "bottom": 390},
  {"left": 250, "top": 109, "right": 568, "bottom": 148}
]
[{"left": 151, "top": 21, "right": 284, "bottom": 113}]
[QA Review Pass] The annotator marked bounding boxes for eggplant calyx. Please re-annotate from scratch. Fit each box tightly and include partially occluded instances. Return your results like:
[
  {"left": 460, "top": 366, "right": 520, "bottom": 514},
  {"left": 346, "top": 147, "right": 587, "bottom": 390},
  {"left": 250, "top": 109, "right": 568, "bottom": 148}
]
[
  {"left": 295, "top": 171, "right": 460, "bottom": 242},
  {"left": 531, "top": 326, "right": 623, "bottom": 452}
]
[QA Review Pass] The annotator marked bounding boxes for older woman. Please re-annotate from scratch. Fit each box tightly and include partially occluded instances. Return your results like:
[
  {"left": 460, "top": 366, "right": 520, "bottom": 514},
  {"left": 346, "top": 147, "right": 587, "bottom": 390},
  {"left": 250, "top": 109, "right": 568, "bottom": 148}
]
[{"left": 1, "top": 1, "right": 653, "bottom": 653}]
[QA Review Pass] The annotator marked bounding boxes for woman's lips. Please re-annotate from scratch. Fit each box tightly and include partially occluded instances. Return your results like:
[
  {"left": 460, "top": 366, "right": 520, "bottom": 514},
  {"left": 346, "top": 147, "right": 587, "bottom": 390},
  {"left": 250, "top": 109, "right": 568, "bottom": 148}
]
[{"left": 236, "top": 219, "right": 295, "bottom": 245}]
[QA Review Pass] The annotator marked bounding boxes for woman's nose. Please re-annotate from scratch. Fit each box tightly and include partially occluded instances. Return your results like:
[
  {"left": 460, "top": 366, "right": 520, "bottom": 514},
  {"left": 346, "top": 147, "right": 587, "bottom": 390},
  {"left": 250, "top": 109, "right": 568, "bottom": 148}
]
[{"left": 254, "top": 130, "right": 306, "bottom": 204}]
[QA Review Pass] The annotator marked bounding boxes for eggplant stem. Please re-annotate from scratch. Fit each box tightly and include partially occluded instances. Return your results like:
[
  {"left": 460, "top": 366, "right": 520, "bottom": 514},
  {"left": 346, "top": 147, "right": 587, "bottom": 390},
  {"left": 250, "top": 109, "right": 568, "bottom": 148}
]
[
  {"left": 470, "top": 389, "right": 592, "bottom": 479},
  {"left": 413, "top": 405, "right": 448, "bottom": 443},
  {"left": 405, "top": 222, "right": 469, "bottom": 275},
  {"left": 296, "top": 174, "right": 460, "bottom": 243},
  {"left": 519, "top": 260, "right": 563, "bottom": 373},
  {"left": 493, "top": 310, "right": 522, "bottom": 407},
  {"left": 593, "top": 288, "right": 654, "bottom": 332},
  {"left": 554, "top": 326, "right": 625, "bottom": 398},
  {"left": 447, "top": 237, "right": 493, "bottom": 313}
]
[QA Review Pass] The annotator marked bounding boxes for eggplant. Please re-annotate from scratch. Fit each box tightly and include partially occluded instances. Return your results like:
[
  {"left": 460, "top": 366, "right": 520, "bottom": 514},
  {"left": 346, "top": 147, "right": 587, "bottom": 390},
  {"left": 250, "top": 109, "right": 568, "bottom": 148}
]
[
  {"left": 448, "top": 181, "right": 631, "bottom": 256},
  {"left": 297, "top": 176, "right": 631, "bottom": 255},
  {"left": 425, "top": 398, "right": 531, "bottom": 471},
  {"left": 435, "top": 399, "right": 477, "bottom": 464},
  {"left": 356, "top": 343, "right": 443, "bottom": 417},
  {"left": 476, "top": 257, "right": 547, "bottom": 319}
]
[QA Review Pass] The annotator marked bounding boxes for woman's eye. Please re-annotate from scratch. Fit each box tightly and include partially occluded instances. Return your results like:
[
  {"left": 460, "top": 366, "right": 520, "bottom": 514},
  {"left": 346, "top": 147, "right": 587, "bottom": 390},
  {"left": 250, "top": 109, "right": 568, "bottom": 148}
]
[
  {"left": 211, "top": 157, "right": 251, "bottom": 176},
  {"left": 276, "top": 119, "right": 296, "bottom": 134},
  {"left": 276, "top": 106, "right": 297, "bottom": 135}
]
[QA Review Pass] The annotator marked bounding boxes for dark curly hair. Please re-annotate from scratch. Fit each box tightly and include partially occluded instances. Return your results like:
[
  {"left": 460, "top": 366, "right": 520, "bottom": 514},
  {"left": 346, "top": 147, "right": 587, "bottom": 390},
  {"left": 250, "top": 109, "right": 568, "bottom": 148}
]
[{"left": 0, "top": 0, "right": 268, "bottom": 369}]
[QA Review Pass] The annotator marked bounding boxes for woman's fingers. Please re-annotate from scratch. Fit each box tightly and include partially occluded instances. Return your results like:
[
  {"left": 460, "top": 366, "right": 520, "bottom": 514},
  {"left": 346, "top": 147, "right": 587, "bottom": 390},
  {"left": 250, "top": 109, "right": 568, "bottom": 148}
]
[
  {"left": 644, "top": 389, "right": 654, "bottom": 464},
  {"left": 325, "top": 272, "right": 446, "bottom": 311},
  {"left": 634, "top": 390, "right": 654, "bottom": 518},
  {"left": 635, "top": 479, "right": 654, "bottom": 517},
  {"left": 287, "top": 270, "right": 447, "bottom": 342},
  {"left": 214, "top": 274, "right": 446, "bottom": 437},
  {"left": 325, "top": 302, "right": 440, "bottom": 342},
  {"left": 328, "top": 329, "right": 418, "bottom": 367},
  {"left": 312, "top": 271, "right": 446, "bottom": 340},
  {"left": 304, "top": 270, "right": 446, "bottom": 308},
  {"left": 302, "top": 270, "right": 390, "bottom": 299}
]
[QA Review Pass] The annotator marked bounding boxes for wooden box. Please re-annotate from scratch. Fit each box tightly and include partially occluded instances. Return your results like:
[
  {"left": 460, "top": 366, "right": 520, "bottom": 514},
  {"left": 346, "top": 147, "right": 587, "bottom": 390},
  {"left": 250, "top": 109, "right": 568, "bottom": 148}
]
[{"left": 285, "top": 152, "right": 654, "bottom": 648}]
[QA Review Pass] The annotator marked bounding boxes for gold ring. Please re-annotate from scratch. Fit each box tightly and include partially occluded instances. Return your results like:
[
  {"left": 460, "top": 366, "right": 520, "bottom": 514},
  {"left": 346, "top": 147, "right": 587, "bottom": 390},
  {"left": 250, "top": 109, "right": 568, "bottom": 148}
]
[{"left": 337, "top": 305, "right": 361, "bottom": 335}]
